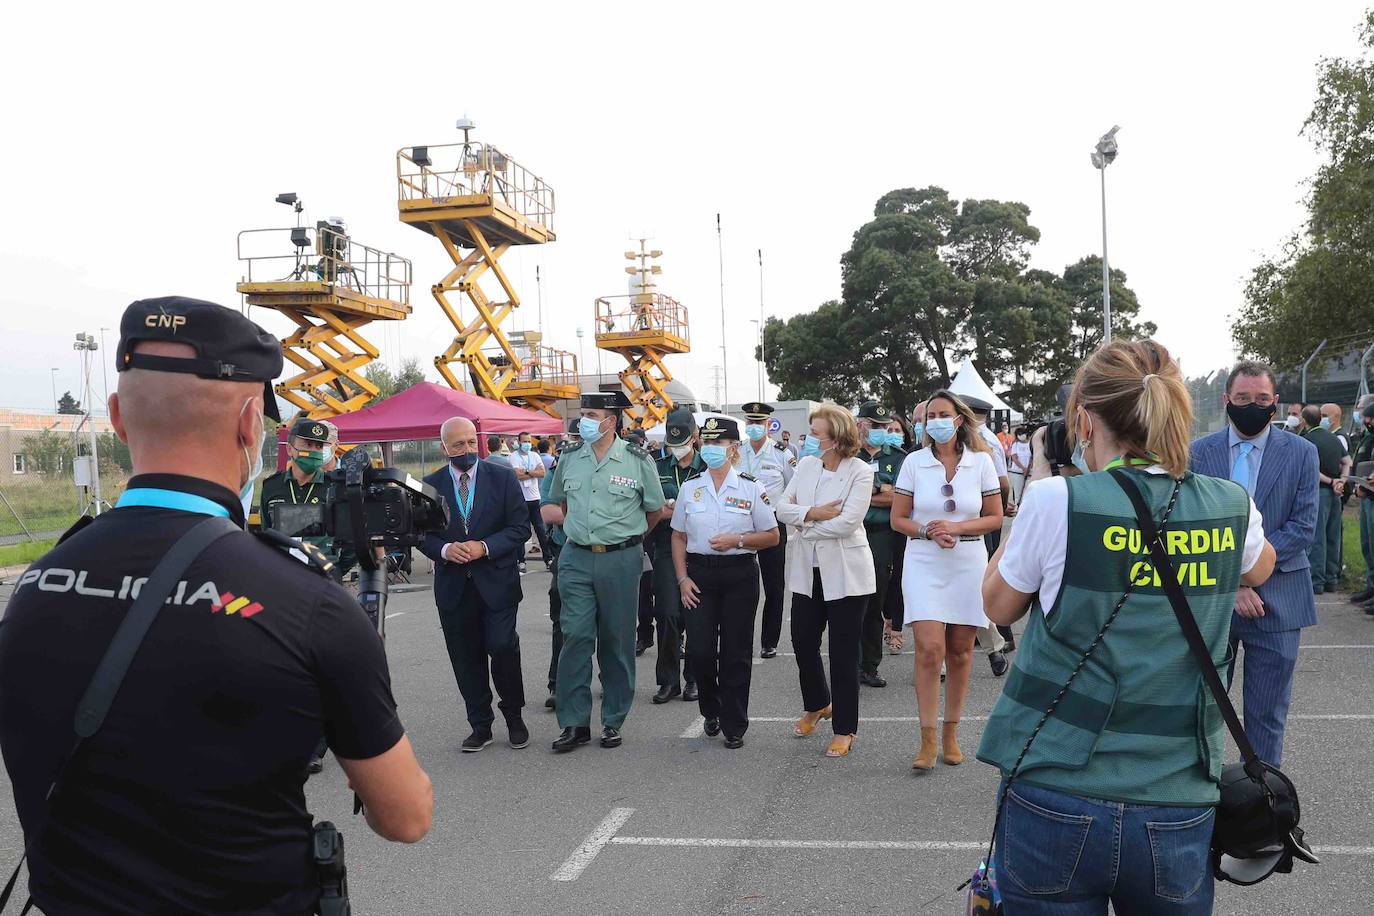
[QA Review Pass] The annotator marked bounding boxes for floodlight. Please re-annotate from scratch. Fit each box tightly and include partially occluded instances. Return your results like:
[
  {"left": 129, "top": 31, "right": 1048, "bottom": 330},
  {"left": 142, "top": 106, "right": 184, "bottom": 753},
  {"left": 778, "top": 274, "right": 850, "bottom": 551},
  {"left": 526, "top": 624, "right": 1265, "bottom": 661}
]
[
  {"left": 624, "top": 251, "right": 637, "bottom": 259},
  {"left": 412, "top": 146, "right": 432, "bottom": 167},
  {"left": 651, "top": 266, "right": 662, "bottom": 274},
  {"left": 650, "top": 250, "right": 663, "bottom": 258},
  {"left": 625, "top": 266, "right": 639, "bottom": 275},
  {"left": 290, "top": 227, "right": 310, "bottom": 248},
  {"left": 275, "top": 193, "right": 298, "bottom": 206}
]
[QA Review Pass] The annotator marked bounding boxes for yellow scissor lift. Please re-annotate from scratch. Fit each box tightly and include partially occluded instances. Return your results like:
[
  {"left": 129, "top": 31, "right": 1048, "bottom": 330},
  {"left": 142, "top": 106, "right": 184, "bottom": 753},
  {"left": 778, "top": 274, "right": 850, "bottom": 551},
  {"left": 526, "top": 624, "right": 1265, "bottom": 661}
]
[
  {"left": 397, "top": 121, "right": 577, "bottom": 417},
  {"left": 237, "top": 204, "right": 412, "bottom": 419},
  {"left": 595, "top": 241, "right": 690, "bottom": 430}
]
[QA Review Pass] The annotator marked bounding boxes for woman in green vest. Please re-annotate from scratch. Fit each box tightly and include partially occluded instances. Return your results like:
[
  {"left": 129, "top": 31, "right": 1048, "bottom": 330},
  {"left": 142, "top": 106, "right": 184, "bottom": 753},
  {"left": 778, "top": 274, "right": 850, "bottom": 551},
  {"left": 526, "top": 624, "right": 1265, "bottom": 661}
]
[{"left": 979, "top": 339, "right": 1275, "bottom": 914}]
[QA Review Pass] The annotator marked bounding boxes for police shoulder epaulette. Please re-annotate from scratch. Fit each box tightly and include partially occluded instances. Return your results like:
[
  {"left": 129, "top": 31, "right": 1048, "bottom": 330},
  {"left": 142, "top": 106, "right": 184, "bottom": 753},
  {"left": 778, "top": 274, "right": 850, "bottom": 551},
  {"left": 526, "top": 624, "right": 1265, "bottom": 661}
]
[
  {"left": 739, "top": 472, "right": 758, "bottom": 482},
  {"left": 563, "top": 441, "right": 584, "bottom": 453},
  {"left": 774, "top": 440, "right": 787, "bottom": 451},
  {"left": 626, "top": 442, "right": 651, "bottom": 460},
  {"left": 683, "top": 470, "right": 705, "bottom": 483},
  {"left": 253, "top": 528, "right": 335, "bottom": 578}
]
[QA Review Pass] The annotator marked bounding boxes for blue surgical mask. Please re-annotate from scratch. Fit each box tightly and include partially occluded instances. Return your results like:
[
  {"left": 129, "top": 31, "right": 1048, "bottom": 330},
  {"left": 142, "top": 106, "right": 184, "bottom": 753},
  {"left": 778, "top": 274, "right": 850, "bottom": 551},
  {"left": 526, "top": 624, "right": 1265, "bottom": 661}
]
[
  {"left": 1320, "top": 416, "right": 1332, "bottom": 430},
  {"left": 910, "top": 422, "right": 924, "bottom": 442},
  {"left": 885, "top": 431, "right": 904, "bottom": 448},
  {"left": 1071, "top": 442, "right": 1092, "bottom": 474},
  {"left": 926, "top": 418, "right": 956, "bottom": 444},
  {"left": 520, "top": 442, "right": 532, "bottom": 453},
  {"left": 745, "top": 424, "right": 767, "bottom": 442},
  {"left": 701, "top": 444, "right": 729, "bottom": 468},
  {"left": 578, "top": 416, "right": 607, "bottom": 444},
  {"left": 799, "top": 437, "right": 825, "bottom": 459},
  {"left": 238, "top": 419, "right": 265, "bottom": 522},
  {"left": 866, "top": 429, "right": 887, "bottom": 448}
]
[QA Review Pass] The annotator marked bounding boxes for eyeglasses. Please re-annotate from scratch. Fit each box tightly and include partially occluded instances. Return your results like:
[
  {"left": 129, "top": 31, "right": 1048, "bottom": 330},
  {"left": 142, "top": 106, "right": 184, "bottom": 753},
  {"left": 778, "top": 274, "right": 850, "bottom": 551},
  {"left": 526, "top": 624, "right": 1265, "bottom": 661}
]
[{"left": 940, "top": 483, "right": 956, "bottom": 513}]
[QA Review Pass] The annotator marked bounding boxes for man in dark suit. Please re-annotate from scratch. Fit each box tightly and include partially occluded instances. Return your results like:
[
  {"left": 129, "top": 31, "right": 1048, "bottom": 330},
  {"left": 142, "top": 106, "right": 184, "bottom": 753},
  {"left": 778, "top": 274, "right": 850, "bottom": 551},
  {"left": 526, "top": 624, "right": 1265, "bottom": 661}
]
[
  {"left": 1190, "top": 360, "right": 1319, "bottom": 766},
  {"left": 420, "top": 417, "right": 532, "bottom": 752}
]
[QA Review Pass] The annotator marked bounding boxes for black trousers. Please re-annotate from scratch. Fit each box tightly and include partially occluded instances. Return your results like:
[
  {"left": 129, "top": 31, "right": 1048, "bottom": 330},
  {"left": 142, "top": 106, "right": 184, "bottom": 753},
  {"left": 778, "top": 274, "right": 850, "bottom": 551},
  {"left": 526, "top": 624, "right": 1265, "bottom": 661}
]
[
  {"left": 637, "top": 565, "right": 655, "bottom": 644},
  {"left": 790, "top": 569, "right": 867, "bottom": 735},
  {"left": 524, "top": 500, "right": 553, "bottom": 562},
  {"left": 437, "top": 585, "right": 525, "bottom": 732},
  {"left": 757, "top": 522, "right": 788, "bottom": 651},
  {"left": 651, "top": 541, "right": 689, "bottom": 689},
  {"left": 686, "top": 555, "right": 760, "bottom": 737},
  {"left": 547, "top": 548, "right": 562, "bottom": 692},
  {"left": 883, "top": 530, "right": 905, "bottom": 631},
  {"left": 860, "top": 524, "right": 894, "bottom": 674},
  {"left": 983, "top": 529, "right": 1015, "bottom": 644}
]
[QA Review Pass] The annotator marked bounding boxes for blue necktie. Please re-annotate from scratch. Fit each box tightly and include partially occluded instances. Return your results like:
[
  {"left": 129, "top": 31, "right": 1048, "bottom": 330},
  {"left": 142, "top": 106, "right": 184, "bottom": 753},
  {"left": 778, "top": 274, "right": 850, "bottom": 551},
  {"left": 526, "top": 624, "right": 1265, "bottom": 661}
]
[{"left": 1231, "top": 442, "right": 1255, "bottom": 494}]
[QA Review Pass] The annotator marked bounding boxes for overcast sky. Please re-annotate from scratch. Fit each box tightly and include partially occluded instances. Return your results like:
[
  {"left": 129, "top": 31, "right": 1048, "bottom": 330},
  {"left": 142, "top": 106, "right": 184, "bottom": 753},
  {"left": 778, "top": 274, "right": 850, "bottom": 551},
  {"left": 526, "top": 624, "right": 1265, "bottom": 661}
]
[{"left": 2, "top": 1, "right": 1366, "bottom": 414}]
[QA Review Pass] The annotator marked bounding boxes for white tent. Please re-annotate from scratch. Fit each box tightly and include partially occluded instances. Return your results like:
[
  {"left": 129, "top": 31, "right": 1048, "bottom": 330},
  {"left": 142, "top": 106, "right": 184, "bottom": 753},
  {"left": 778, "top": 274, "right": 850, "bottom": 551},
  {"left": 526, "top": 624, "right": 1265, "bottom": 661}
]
[{"left": 949, "top": 358, "right": 1023, "bottom": 423}]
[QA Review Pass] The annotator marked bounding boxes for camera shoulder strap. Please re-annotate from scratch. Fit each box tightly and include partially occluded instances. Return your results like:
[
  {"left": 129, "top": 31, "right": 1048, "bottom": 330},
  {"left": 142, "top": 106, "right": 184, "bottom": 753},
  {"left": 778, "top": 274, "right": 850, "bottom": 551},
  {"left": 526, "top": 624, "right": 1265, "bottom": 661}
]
[
  {"left": 0, "top": 515, "right": 240, "bottom": 914},
  {"left": 1108, "top": 468, "right": 1265, "bottom": 780}
]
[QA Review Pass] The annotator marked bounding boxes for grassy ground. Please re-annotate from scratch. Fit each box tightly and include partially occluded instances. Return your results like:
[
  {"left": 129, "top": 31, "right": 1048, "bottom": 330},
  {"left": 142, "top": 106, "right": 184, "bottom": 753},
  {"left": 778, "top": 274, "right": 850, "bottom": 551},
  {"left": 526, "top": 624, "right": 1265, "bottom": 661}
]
[
  {"left": 0, "top": 475, "right": 129, "bottom": 538},
  {"left": 1341, "top": 503, "right": 1367, "bottom": 592},
  {"left": 0, "top": 538, "right": 57, "bottom": 569}
]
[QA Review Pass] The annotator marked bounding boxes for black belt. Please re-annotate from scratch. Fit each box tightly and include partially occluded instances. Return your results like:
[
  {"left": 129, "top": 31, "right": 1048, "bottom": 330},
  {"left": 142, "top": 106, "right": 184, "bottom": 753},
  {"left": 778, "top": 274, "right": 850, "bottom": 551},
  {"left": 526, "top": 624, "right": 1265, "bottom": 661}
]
[
  {"left": 569, "top": 534, "right": 643, "bottom": 554},
  {"left": 687, "top": 552, "right": 757, "bottom": 568}
]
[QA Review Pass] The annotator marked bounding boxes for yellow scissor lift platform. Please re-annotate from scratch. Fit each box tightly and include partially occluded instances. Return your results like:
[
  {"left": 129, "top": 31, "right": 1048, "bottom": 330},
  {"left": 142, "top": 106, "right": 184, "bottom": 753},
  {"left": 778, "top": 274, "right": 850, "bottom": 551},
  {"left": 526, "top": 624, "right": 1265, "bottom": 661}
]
[
  {"left": 397, "top": 127, "right": 577, "bottom": 416},
  {"left": 595, "top": 242, "right": 690, "bottom": 430},
  {"left": 237, "top": 221, "right": 412, "bottom": 419}
]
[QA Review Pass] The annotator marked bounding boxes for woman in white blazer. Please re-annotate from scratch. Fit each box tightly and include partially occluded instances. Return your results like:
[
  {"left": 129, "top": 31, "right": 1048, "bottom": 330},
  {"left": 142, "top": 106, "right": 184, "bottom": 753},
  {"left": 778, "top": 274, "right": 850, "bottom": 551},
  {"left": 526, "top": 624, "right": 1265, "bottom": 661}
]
[{"left": 775, "top": 403, "right": 875, "bottom": 758}]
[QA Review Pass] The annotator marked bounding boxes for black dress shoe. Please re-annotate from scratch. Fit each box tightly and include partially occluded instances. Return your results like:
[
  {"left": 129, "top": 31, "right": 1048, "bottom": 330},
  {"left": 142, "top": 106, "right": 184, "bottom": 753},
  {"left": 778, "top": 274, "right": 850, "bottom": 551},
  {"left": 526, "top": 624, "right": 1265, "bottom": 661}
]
[
  {"left": 552, "top": 726, "right": 591, "bottom": 753},
  {"left": 652, "top": 684, "right": 681, "bottom": 704},
  {"left": 682, "top": 681, "right": 699, "bottom": 701},
  {"left": 703, "top": 717, "right": 722, "bottom": 737},
  {"left": 306, "top": 755, "right": 325, "bottom": 774},
  {"left": 1002, "top": 636, "right": 1016, "bottom": 654},
  {"left": 635, "top": 638, "right": 651, "bottom": 657},
  {"left": 989, "top": 650, "right": 1010, "bottom": 677},
  {"left": 600, "top": 726, "right": 622, "bottom": 748},
  {"left": 544, "top": 691, "right": 556, "bottom": 710},
  {"left": 859, "top": 669, "right": 887, "bottom": 688},
  {"left": 507, "top": 717, "right": 530, "bottom": 749},
  {"left": 723, "top": 735, "right": 744, "bottom": 749},
  {"left": 1363, "top": 601, "right": 1374, "bottom": 616},
  {"left": 461, "top": 731, "right": 494, "bottom": 753},
  {"left": 1352, "top": 589, "right": 1374, "bottom": 604},
  {"left": 759, "top": 647, "right": 777, "bottom": 659}
]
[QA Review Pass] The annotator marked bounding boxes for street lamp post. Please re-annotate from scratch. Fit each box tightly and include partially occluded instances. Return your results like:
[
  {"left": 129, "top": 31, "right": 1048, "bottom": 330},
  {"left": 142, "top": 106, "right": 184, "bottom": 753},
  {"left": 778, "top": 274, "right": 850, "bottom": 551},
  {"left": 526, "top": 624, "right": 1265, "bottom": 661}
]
[
  {"left": 1090, "top": 125, "right": 1120, "bottom": 344},
  {"left": 750, "top": 319, "right": 763, "bottom": 400},
  {"left": 575, "top": 327, "right": 585, "bottom": 388},
  {"left": 50, "top": 368, "right": 59, "bottom": 413}
]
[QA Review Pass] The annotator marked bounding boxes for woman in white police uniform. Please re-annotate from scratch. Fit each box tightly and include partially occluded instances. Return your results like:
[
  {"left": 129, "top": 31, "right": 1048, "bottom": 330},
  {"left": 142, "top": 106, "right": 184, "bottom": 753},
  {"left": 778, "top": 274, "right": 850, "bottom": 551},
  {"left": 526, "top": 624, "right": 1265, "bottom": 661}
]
[
  {"left": 891, "top": 389, "right": 1004, "bottom": 772},
  {"left": 671, "top": 417, "right": 780, "bottom": 749}
]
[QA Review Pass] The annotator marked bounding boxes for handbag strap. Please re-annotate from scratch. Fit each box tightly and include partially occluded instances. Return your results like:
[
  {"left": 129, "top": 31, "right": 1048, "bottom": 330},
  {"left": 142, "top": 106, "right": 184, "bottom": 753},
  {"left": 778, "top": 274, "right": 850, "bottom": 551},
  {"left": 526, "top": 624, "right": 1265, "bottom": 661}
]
[
  {"left": 0, "top": 515, "right": 240, "bottom": 914},
  {"left": 1109, "top": 468, "right": 1266, "bottom": 781}
]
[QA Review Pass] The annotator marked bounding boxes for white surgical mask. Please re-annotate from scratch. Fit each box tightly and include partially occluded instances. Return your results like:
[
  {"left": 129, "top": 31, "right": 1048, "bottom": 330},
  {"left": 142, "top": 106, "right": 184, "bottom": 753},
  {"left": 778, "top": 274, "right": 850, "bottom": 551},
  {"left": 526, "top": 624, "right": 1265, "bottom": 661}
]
[
  {"left": 1284, "top": 415, "right": 1300, "bottom": 430},
  {"left": 670, "top": 443, "right": 693, "bottom": 460}
]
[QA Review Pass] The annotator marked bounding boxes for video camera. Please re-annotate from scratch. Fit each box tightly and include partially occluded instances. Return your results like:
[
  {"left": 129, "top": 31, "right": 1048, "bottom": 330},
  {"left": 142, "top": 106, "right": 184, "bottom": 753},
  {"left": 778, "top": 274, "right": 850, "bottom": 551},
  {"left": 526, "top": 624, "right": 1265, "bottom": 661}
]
[{"left": 313, "top": 447, "right": 447, "bottom": 634}]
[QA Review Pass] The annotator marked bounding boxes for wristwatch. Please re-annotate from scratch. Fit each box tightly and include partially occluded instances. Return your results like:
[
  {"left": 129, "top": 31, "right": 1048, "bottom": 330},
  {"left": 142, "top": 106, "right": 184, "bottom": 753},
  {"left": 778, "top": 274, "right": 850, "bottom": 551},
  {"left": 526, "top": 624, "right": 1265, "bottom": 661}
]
[{"left": 737, "top": 533, "right": 745, "bottom": 549}]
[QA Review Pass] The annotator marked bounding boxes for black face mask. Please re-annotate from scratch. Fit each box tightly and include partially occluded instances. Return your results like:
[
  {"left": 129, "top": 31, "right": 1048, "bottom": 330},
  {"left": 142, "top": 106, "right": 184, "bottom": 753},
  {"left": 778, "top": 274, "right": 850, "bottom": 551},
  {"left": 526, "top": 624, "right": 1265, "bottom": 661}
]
[
  {"left": 1227, "top": 401, "right": 1276, "bottom": 437},
  {"left": 448, "top": 451, "right": 478, "bottom": 472}
]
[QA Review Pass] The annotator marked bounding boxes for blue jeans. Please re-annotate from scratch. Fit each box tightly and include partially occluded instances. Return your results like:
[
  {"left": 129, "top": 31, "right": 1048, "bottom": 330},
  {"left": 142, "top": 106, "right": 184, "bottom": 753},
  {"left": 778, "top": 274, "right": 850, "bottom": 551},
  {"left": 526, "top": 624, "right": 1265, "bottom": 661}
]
[{"left": 993, "top": 781, "right": 1215, "bottom": 914}]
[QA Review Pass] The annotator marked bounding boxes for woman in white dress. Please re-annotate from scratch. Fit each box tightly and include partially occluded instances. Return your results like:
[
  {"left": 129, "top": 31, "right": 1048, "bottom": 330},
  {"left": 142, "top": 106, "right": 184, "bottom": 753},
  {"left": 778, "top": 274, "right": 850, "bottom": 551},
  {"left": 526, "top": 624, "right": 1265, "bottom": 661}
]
[{"left": 890, "top": 390, "right": 1004, "bottom": 772}]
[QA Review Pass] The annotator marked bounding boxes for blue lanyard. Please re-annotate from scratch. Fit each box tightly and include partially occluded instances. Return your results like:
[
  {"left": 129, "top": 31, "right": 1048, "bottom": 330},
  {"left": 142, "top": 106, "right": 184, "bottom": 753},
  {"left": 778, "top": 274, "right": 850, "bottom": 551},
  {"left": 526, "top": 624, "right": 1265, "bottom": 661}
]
[
  {"left": 116, "top": 487, "right": 232, "bottom": 518},
  {"left": 448, "top": 467, "right": 475, "bottom": 521}
]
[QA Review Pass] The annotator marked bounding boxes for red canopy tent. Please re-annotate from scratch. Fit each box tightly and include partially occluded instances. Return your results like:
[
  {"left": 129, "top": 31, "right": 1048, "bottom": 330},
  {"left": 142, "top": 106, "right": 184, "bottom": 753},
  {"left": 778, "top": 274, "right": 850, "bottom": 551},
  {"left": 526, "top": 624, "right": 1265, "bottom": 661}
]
[{"left": 327, "top": 382, "right": 564, "bottom": 442}]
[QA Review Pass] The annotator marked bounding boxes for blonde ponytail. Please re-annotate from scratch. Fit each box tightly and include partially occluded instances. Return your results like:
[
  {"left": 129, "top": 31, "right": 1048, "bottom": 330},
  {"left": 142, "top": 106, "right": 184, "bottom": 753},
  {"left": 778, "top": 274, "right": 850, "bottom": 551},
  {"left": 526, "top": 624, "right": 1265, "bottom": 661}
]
[{"left": 1069, "top": 339, "right": 1193, "bottom": 479}]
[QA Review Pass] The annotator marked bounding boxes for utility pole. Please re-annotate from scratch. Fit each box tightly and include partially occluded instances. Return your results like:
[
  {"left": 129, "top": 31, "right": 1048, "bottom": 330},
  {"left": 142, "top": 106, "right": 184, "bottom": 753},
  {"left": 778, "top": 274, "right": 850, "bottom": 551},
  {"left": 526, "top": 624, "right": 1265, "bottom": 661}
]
[
  {"left": 757, "top": 248, "right": 766, "bottom": 401},
  {"left": 709, "top": 364, "right": 724, "bottom": 409}
]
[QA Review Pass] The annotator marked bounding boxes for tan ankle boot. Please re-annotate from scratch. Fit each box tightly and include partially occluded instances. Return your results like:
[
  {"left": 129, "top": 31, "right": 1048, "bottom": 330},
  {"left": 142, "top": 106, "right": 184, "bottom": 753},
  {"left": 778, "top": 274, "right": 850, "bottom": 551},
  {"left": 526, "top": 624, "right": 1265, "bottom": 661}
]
[
  {"left": 912, "top": 726, "right": 937, "bottom": 771},
  {"left": 942, "top": 721, "right": 963, "bottom": 765}
]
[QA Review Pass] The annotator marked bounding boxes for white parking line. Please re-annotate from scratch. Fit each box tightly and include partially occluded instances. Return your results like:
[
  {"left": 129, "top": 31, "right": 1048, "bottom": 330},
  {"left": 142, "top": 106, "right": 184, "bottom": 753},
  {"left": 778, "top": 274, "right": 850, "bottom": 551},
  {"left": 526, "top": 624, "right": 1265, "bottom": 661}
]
[
  {"left": 553, "top": 808, "right": 1374, "bottom": 882},
  {"left": 678, "top": 714, "right": 1371, "bottom": 737},
  {"left": 384, "top": 612, "right": 406, "bottom": 620},
  {"left": 550, "top": 807, "right": 635, "bottom": 882},
  {"left": 1301, "top": 644, "right": 1374, "bottom": 649}
]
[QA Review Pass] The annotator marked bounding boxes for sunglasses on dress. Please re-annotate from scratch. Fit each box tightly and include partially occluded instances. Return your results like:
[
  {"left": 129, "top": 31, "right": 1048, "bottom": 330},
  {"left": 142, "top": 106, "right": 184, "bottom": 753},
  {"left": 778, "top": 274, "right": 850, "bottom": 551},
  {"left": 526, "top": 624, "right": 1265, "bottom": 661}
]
[{"left": 940, "top": 483, "right": 956, "bottom": 513}]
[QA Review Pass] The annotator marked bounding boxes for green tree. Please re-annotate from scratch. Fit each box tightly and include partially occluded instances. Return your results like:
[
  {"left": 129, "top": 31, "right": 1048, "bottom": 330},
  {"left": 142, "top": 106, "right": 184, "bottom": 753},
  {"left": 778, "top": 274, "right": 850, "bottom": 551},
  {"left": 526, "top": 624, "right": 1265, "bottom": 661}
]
[
  {"left": 19, "top": 428, "right": 74, "bottom": 478},
  {"left": 393, "top": 356, "right": 426, "bottom": 394},
  {"left": 56, "top": 391, "right": 81, "bottom": 415},
  {"left": 97, "top": 430, "right": 132, "bottom": 473},
  {"left": 1235, "top": 11, "right": 1374, "bottom": 369},
  {"left": 362, "top": 356, "right": 426, "bottom": 407}
]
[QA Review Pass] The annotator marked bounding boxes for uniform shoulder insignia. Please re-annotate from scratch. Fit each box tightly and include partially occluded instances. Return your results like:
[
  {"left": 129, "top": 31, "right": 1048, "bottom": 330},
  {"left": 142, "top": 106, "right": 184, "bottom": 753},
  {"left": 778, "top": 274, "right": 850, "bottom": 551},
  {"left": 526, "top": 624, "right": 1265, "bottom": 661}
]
[
  {"left": 739, "top": 472, "right": 758, "bottom": 482},
  {"left": 788, "top": 457, "right": 798, "bottom": 467},
  {"left": 684, "top": 470, "right": 705, "bottom": 483},
  {"left": 774, "top": 441, "right": 786, "bottom": 450},
  {"left": 626, "top": 442, "right": 651, "bottom": 460},
  {"left": 253, "top": 527, "right": 335, "bottom": 578},
  {"left": 563, "top": 441, "right": 585, "bottom": 453}
]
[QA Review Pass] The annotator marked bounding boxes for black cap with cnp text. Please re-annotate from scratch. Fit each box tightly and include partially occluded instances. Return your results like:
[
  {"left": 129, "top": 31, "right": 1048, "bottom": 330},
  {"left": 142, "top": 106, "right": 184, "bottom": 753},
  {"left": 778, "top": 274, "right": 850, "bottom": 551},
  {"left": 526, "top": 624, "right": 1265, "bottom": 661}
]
[{"left": 116, "top": 296, "right": 284, "bottom": 421}]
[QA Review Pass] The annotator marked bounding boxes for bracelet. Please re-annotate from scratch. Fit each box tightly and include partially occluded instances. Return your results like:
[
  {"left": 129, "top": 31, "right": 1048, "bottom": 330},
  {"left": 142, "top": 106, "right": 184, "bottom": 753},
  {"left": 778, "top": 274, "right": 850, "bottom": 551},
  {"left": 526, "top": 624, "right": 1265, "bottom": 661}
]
[
  {"left": 916, "top": 523, "right": 926, "bottom": 540},
  {"left": 737, "top": 534, "right": 745, "bottom": 549}
]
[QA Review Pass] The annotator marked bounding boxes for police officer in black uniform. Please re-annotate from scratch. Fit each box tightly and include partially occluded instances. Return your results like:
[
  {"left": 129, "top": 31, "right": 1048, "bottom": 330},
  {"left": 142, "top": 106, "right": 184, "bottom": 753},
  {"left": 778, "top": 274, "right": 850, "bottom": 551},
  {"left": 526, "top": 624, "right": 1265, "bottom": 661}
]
[
  {"left": 855, "top": 401, "right": 903, "bottom": 687},
  {"left": 0, "top": 297, "right": 432, "bottom": 915},
  {"left": 650, "top": 408, "right": 706, "bottom": 703}
]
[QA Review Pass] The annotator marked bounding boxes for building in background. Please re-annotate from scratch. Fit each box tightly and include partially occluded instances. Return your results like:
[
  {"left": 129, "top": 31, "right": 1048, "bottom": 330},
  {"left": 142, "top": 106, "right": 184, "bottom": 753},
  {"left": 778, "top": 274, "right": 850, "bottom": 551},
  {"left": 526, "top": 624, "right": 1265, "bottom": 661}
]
[{"left": 0, "top": 409, "right": 115, "bottom": 484}]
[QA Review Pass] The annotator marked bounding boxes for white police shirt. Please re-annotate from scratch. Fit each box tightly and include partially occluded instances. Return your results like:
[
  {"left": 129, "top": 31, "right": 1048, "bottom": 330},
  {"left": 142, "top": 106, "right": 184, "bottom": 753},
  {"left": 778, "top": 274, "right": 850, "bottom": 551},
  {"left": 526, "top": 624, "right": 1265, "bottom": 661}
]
[
  {"left": 670, "top": 466, "right": 779, "bottom": 555},
  {"left": 737, "top": 437, "right": 796, "bottom": 504}
]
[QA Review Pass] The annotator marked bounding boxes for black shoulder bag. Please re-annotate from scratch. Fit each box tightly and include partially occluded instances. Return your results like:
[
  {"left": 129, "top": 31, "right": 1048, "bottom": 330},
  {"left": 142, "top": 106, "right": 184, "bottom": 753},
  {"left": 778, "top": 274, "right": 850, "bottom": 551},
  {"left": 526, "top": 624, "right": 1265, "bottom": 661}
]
[
  {"left": 1110, "top": 468, "right": 1318, "bottom": 886},
  {"left": 0, "top": 517, "right": 240, "bottom": 914}
]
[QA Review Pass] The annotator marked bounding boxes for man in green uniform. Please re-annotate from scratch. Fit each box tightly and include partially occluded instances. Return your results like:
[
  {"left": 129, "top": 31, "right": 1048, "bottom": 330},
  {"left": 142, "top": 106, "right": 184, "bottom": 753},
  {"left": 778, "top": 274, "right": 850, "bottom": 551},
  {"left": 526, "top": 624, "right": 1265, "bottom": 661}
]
[
  {"left": 546, "top": 391, "right": 666, "bottom": 752},
  {"left": 1351, "top": 402, "right": 1374, "bottom": 612},
  {"left": 260, "top": 417, "right": 353, "bottom": 581},
  {"left": 1298, "top": 404, "right": 1347, "bottom": 593},
  {"left": 855, "top": 402, "right": 903, "bottom": 687},
  {"left": 649, "top": 408, "right": 705, "bottom": 704}
]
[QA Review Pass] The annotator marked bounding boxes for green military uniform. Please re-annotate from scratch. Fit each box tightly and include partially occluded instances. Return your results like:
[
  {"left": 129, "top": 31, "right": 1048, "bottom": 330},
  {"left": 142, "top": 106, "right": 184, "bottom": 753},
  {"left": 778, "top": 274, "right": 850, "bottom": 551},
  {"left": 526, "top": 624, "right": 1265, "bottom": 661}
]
[
  {"left": 856, "top": 403, "right": 903, "bottom": 680},
  {"left": 1353, "top": 413, "right": 1374, "bottom": 594},
  {"left": 1303, "top": 425, "right": 1346, "bottom": 593},
  {"left": 547, "top": 397, "right": 666, "bottom": 737},
  {"left": 260, "top": 417, "right": 352, "bottom": 581},
  {"left": 650, "top": 409, "right": 706, "bottom": 698}
]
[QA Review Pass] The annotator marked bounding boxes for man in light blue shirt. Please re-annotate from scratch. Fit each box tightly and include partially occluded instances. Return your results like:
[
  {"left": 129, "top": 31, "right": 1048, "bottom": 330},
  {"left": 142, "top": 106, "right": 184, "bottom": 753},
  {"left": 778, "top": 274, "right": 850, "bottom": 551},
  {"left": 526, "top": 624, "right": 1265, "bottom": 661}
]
[{"left": 1226, "top": 416, "right": 1269, "bottom": 496}]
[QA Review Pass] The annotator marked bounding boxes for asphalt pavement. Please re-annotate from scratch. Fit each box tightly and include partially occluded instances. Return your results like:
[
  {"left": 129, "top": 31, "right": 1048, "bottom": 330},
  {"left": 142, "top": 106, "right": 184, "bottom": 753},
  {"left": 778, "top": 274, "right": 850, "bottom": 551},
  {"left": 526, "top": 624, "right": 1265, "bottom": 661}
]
[{"left": 1, "top": 562, "right": 1371, "bottom": 914}]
